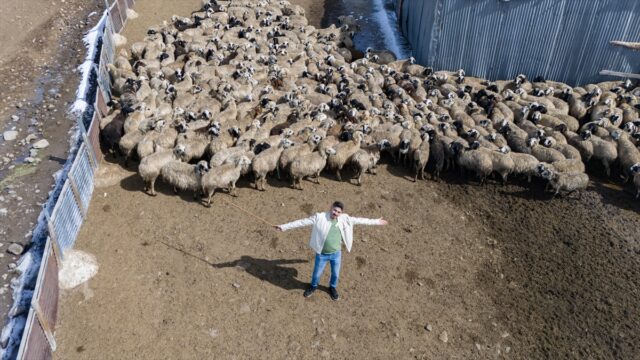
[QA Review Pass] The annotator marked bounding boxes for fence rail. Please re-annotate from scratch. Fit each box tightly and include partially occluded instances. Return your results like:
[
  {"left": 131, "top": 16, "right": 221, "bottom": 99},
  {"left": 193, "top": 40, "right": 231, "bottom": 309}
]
[{"left": 7, "top": 0, "right": 134, "bottom": 358}]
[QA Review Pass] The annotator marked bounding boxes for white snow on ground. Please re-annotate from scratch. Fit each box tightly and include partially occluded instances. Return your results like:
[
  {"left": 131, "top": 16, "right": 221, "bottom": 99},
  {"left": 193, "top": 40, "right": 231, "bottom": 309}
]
[
  {"left": 58, "top": 250, "right": 99, "bottom": 290},
  {"left": 70, "top": 14, "right": 106, "bottom": 115}
]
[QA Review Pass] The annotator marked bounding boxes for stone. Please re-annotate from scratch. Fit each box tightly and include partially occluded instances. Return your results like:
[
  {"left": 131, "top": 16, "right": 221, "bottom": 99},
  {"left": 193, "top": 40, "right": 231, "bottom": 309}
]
[
  {"left": 0, "top": 209, "right": 7, "bottom": 216},
  {"left": 32, "top": 139, "right": 49, "bottom": 149},
  {"left": 24, "top": 157, "right": 36, "bottom": 164},
  {"left": 3, "top": 131, "right": 18, "bottom": 141},
  {"left": 232, "top": 282, "right": 240, "bottom": 288},
  {"left": 10, "top": 115, "right": 19, "bottom": 121},
  {"left": 238, "top": 304, "right": 250, "bottom": 314},
  {"left": 424, "top": 324, "right": 433, "bottom": 332},
  {"left": 7, "top": 243, "right": 24, "bottom": 256},
  {"left": 24, "top": 134, "right": 37, "bottom": 143},
  {"left": 439, "top": 331, "right": 448, "bottom": 343}
]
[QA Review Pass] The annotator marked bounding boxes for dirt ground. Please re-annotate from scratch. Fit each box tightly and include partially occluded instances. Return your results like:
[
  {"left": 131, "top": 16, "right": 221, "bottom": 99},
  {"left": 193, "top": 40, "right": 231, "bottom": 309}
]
[
  {"left": 0, "top": 0, "right": 102, "bottom": 318},
  {"left": 55, "top": 156, "right": 640, "bottom": 359},
  {"left": 53, "top": 0, "right": 640, "bottom": 359}
]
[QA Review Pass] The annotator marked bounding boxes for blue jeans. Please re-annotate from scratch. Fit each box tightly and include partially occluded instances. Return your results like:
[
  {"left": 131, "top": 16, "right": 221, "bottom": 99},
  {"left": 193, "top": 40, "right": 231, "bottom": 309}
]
[{"left": 310, "top": 251, "right": 341, "bottom": 288}]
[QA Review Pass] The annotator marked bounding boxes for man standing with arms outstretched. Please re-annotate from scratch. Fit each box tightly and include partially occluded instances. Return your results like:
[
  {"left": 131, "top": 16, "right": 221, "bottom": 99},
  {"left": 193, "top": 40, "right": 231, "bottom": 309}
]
[{"left": 274, "top": 201, "right": 388, "bottom": 300}]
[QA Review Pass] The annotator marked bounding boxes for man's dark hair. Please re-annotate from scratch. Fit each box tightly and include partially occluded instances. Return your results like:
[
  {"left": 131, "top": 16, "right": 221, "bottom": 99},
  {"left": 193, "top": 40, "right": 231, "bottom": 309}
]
[{"left": 332, "top": 201, "right": 345, "bottom": 211}]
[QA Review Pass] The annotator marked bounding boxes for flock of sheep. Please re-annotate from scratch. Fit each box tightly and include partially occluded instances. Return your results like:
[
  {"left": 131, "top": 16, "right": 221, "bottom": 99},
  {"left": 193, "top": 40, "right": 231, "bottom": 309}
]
[{"left": 99, "top": 0, "right": 640, "bottom": 206}]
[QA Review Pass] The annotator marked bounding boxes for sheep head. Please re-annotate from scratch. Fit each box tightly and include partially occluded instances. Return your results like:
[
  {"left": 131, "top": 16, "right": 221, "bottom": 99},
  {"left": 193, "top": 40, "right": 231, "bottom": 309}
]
[
  {"left": 196, "top": 160, "right": 210, "bottom": 175},
  {"left": 527, "top": 137, "right": 539, "bottom": 147}
]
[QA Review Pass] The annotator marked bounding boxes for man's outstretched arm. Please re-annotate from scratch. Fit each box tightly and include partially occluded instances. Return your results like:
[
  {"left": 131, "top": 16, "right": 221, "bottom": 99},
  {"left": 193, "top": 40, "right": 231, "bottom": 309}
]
[
  {"left": 348, "top": 216, "right": 389, "bottom": 226},
  {"left": 274, "top": 215, "right": 316, "bottom": 231}
]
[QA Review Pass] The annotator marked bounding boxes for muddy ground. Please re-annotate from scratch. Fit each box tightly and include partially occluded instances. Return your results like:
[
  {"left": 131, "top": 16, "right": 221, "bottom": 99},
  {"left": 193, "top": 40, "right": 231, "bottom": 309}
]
[
  {"left": 0, "top": 0, "right": 103, "bottom": 319},
  {"left": 44, "top": 0, "right": 640, "bottom": 358}
]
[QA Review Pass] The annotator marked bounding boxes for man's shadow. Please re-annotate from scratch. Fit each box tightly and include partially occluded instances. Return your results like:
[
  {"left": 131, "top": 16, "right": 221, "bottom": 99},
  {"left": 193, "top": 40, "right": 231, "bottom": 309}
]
[
  {"left": 213, "top": 255, "right": 309, "bottom": 291},
  {"left": 158, "top": 241, "right": 311, "bottom": 291}
]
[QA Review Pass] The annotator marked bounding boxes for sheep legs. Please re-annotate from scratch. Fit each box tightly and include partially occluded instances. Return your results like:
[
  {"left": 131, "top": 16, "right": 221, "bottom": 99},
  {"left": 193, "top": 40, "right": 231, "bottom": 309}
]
[
  {"left": 229, "top": 181, "right": 238, "bottom": 197},
  {"left": 146, "top": 179, "right": 158, "bottom": 196},
  {"left": 335, "top": 169, "right": 342, "bottom": 181},
  {"left": 205, "top": 190, "right": 215, "bottom": 207},
  {"left": 255, "top": 175, "right": 266, "bottom": 191},
  {"left": 603, "top": 161, "right": 611, "bottom": 177}
]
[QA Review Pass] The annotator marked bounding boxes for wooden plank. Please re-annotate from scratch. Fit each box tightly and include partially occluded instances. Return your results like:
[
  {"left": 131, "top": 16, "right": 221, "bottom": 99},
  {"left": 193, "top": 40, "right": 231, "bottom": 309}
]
[
  {"left": 16, "top": 310, "right": 53, "bottom": 360},
  {"left": 610, "top": 40, "right": 640, "bottom": 51},
  {"left": 67, "top": 175, "right": 87, "bottom": 219},
  {"left": 599, "top": 70, "right": 640, "bottom": 80},
  {"left": 32, "top": 303, "right": 57, "bottom": 352},
  {"left": 45, "top": 218, "right": 64, "bottom": 264}
]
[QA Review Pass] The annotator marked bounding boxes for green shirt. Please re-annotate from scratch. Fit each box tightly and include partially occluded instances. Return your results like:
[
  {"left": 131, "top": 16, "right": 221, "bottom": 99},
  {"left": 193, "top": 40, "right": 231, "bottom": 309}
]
[{"left": 322, "top": 219, "right": 342, "bottom": 254}]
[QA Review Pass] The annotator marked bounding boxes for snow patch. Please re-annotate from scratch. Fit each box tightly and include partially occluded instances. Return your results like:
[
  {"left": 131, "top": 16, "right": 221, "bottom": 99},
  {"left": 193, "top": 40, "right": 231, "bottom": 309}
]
[{"left": 59, "top": 250, "right": 99, "bottom": 290}]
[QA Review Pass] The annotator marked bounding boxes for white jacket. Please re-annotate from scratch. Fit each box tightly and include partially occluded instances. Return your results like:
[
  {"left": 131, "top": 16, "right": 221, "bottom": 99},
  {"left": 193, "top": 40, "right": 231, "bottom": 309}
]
[{"left": 278, "top": 212, "right": 383, "bottom": 254}]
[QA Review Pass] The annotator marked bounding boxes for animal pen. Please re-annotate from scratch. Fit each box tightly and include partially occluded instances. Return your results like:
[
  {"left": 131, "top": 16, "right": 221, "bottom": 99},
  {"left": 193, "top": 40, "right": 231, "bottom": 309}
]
[
  {"left": 1, "top": 1, "right": 136, "bottom": 358},
  {"left": 2, "top": 0, "right": 640, "bottom": 358}
]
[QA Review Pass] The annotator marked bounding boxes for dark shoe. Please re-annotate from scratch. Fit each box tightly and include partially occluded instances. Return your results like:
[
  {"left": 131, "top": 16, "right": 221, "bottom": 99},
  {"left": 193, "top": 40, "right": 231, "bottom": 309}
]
[
  {"left": 303, "top": 286, "right": 317, "bottom": 298},
  {"left": 329, "top": 287, "right": 339, "bottom": 301}
]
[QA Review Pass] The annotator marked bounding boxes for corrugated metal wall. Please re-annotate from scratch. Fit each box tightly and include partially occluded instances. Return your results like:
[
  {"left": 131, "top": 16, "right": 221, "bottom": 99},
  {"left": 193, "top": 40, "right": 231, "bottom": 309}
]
[{"left": 396, "top": 0, "right": 640, "bottom": 86}]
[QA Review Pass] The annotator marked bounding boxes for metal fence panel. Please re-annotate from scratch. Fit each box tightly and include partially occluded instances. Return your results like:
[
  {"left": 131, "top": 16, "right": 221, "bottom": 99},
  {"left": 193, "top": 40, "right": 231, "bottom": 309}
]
[
  {"left": 70, "top": 144, "right": 95, "bottom": 211},
  {"left": 96, "top": 56, "right": 111, "bottom": 106},
  {"left": 31, "top": 239, "right": 59, "bottom": 342},
  {"left": 88, "top": 110, "right": 104, "bottom": 164},
  {"left": 398, "top": 0, "right": 640, "bottom": 85},
  {"left": 12, "top": 0, "right": 137, "bottom": 355},
  {"left": 102, "top": 16, "right": 116, "bottom": 66},
  {"left": 16, "top": 310, "right": 52, "bottom": 360},
  {"left": 117, "top": 0, "right": 129, "bottom": 27},
  {"left": 109, "top": 2, "right": 123, "bottom": 33},
  {"left": 95, "top": 84, "right": 110, "bottom": 117},
  {"left": 50, "top": 182, "right": 84, "bottom": 254}
]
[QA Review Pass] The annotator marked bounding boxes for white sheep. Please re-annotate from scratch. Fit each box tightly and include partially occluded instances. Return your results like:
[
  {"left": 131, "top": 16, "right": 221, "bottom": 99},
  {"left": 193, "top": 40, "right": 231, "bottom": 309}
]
[
  {"left": 611, "top": 131, "right": 640, "bottom": 182},
  {"left": 138, "top": 145, "right": 186, "bottom": 196},
  {"left": 201, "top": 156, "right": 252, "bottom": 207},
  {"left": 412, "top": 134, "right": 430, "bottom": 182},
  {"left": 290, "top": 148, "right": 337, "bottom": 189},
  {"left": 540, "top": 169, "right": 589, "bottom": 197},
  {"left": 277, "top": 134, "right": 322, "bottom": 178},
  {"left": 352, "top": 140, "right": 389, "bottom": 185},
  {"left": 327, "top": 131, "right": 364, "bottom": 181},
  {"left": 583, "top": 130, "right": 617, "bottom": 177},
  {"left": 476, "top": 142, "right": 515, "bottom": 184},
  {"left": 252, "top": 139, "right": 294, "bottom": 190},
  {"left": 527, "top": 137, "right": 566, "bottom": 163},
  {"left": 507, "top": 147, "right": 540, "bottom": 182},
  {"left": 631, "top": 164, "right": 640, "bottom": 199},
  {"left": 210, "top": 141, "right": 252, "bottom": 167},
  {"left": 160, "top": 160, "right": 209, "bottom": 198},
  {"left": 450, "top": 142, "right": 492, "bottom": 184}
]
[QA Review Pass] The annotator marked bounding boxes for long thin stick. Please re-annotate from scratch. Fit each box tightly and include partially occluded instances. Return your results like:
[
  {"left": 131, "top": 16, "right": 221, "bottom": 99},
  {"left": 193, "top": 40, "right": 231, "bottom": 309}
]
[{"left": 220, "top": 198, "right": 277, "bottom": 227}]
